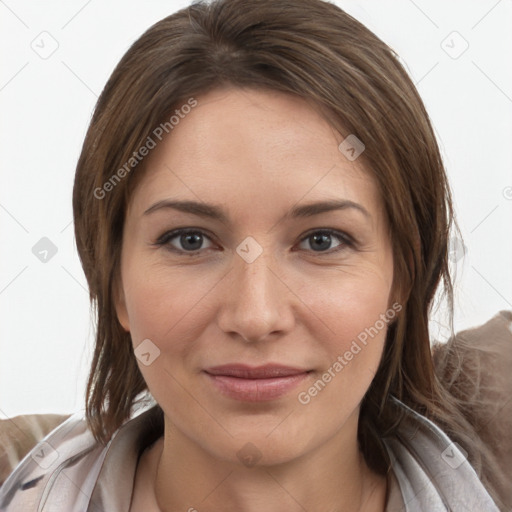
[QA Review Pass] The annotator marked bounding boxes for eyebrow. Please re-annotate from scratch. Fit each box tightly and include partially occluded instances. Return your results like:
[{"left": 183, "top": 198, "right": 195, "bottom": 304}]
[{"left": 143, "top": 198, "right": 371, "bottom": 223}]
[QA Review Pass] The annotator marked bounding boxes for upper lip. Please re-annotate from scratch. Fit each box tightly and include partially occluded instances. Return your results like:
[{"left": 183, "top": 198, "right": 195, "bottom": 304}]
[{"left": 204, "top": 364, "right": 310, "bottom": 379}]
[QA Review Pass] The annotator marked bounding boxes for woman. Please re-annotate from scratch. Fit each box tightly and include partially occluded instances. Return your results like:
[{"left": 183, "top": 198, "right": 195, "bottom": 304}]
[{"left": 0, "top": 0, "right": 507, "bottom": 510}]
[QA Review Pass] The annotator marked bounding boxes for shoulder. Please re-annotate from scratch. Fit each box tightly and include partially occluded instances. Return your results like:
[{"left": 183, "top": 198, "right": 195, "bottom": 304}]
[
  {"left": 0, "top": 413, "right": 70, "bottom": 486},
  {"left": 383, "top": 396, "right": 501, "bottom": 511},
  {"left": 0, "top": 405, "right": 162, "bottom": 511},
  {"left": 0, "top": 413, "right": 105, "bottom": 510}
]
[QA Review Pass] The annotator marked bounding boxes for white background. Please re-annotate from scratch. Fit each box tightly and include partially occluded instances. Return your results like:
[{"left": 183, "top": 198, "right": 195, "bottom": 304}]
[{"left": 1, "top": 0, "right": 511, "bottom": 417}]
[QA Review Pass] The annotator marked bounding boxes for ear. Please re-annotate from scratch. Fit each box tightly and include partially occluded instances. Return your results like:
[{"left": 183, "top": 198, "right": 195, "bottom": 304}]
[{"left": 114, "top": 274, "right": 130, "bottom": 332}]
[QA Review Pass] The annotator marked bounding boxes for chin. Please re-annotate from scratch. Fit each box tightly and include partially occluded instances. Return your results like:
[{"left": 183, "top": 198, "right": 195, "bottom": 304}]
[{"left": 200, "top": 414, "right": 321, "bottom": 468}]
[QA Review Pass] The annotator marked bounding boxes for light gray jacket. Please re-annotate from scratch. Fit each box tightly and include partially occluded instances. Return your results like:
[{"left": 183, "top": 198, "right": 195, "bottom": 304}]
[{"left": 0, "top": 396, "right": 500, "bottom": 512}]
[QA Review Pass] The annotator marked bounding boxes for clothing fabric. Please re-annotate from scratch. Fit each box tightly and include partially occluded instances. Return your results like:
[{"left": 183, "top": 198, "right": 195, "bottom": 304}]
[{"left": 0, "top": 396, "right": 500, "bottom": 511}]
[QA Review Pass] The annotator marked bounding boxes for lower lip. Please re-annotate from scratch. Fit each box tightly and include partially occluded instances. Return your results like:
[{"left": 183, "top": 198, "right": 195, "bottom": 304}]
[{"left": 205, "top": 372, "right": 309, "bottom": 402}]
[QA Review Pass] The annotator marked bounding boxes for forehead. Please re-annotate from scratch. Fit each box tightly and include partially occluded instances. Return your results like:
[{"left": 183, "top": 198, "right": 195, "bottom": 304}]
[{"left": 127, "top": 87, "right": 383, "bottom": 223}]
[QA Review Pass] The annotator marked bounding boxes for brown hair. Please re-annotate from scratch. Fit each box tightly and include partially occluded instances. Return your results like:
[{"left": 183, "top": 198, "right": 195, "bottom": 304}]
[{"left": 72, "top": 0, "right": 506, "bottom": 506}]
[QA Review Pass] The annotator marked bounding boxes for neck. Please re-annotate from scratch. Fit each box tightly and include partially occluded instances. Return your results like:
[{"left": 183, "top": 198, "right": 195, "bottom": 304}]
[{"left": 152, "top": 412, "right": 387, "bottom": 512}]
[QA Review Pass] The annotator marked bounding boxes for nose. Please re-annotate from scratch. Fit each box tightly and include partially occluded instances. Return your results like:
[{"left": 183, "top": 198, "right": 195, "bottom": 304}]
[{"left": 216, "top": 245, "right": 295, "bottom": 343}]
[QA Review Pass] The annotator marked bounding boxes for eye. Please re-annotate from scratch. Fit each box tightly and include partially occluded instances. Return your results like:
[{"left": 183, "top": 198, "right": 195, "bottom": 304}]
[
  {"left": 155, "top": 229, "right": 215, "bottom": 255},
  {"left": 297, "top": 229, "right": 353, "bottom": 254}
]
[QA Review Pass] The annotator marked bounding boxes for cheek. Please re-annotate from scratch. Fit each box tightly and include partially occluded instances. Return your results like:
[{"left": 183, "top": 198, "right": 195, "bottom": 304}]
[
  {"left": 297, "top": 263, "right": 393, "bottom": 408},
  {"left": 303, "top": 262, "right": 393, "bottom": 348},
  {"left": 334, "top": 284, "right": 390, "bottom": 351},
  {"left": 295, "top": 277, "right": 393, "bottom": 418},
  {"left": 121, "top": 262, "right": 221, "bottom": 404},
  {"left": 122, "top": 262, "right": 209, "bottom": 342},
  {"left": 121, "top": 266, "right": 202, "bottom": 412}
]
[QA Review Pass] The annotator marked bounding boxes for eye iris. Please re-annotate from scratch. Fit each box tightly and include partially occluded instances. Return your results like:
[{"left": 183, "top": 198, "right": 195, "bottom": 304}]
[
  {"left": 310, "top": 233, "right": 331, "bottom": 251},
  {"left": 181, "top": 232, "right": 203, "bottom": 251}
]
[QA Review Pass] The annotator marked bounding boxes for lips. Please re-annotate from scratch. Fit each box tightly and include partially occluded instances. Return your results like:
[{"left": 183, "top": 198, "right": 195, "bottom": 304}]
[
  {"left": 205, "top": 364, "right": 307, "bottom": 379},
  {"left": 204, "top": 364, "right": 310, "bottom": 402}
]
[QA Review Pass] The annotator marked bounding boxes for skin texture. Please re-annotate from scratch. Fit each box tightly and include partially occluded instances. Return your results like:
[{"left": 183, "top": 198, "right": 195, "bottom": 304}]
[{"left": 117, "top": 87, "right": 394, "bottom": 511}]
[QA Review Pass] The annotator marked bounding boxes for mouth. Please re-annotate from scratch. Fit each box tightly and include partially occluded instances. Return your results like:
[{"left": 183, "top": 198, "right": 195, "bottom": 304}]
[{"left": 203, "top": 364, "right": 311, "bottom": 402}]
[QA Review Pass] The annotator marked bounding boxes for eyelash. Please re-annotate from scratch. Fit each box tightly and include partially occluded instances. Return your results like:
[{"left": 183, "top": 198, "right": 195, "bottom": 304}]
[{"left": 153, "top": 228, "right": 355, "bottom": 257}]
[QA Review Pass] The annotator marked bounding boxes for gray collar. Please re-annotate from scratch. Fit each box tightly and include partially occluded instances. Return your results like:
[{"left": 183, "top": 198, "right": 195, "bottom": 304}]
[{"left": 382, "top": 396, "right": 499, "bottom": 511}]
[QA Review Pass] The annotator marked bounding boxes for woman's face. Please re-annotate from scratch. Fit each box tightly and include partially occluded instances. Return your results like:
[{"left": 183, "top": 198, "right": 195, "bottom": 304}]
[{"left": 116, "top": 87, "right": 395, "bottom": 466}]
